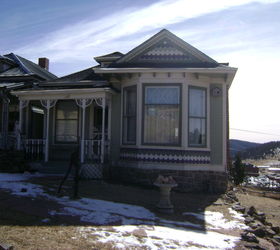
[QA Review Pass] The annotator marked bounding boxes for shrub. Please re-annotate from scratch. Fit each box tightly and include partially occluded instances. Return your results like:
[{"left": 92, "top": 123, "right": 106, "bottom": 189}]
[
  {"left": 0, "top": 150, "right": 30, "bottom": 173},
  {"left": 232, "top": 154, "right": 245, "bottom": 185}
]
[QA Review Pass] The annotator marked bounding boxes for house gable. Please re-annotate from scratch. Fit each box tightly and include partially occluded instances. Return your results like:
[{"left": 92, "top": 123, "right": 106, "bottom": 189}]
[{"left": 113, "top": 29, "right": 219, "bottom": 68}]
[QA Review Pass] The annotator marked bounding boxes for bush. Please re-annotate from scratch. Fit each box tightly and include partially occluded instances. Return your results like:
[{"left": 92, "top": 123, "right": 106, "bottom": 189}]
[
  {"left": 0, "top": 150, "right": 30, "bottom": 173},
  {"left": 232, "top": 154, "right": 245, "bottom": 185}
]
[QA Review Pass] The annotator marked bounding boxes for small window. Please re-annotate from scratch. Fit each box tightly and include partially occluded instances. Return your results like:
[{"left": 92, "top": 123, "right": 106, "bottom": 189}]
[
  {"left": 143, "top": 85, "right": 180, "bottom": 145},
  {"left": 122, "top": 86, "right": 137, "bottom": 144},
  {"left": 188, "top": 87, "right": 206, "bottom": 147},
  {"left": 55, "top": 101, "right": 78, "bottom": 143}
]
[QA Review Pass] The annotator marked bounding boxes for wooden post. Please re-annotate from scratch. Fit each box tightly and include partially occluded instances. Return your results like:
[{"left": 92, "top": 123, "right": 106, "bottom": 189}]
[
  {"left": 101, "top": 97, "right": 106, "bottom": 164},
  {"left": 75, "top": 99, "right": 93, "bottom": 163},
  {"left": 40, "top": 100, "right": 57, "bottom": 162},
  {"left": 17, "top": 100, "right": 29, "bottom": 150},
  {"left": 107, "top": 97, "right": 112, "bottom": 156}
]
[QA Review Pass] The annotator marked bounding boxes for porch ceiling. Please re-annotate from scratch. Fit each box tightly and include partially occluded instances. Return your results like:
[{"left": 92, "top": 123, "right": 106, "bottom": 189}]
[{"left": 11, "top": 87, "right": 116, "bottom": 100}]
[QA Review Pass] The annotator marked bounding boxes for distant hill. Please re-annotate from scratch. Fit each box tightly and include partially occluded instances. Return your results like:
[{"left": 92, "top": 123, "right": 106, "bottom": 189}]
[
  {"left": 230, "top": 139, "right": 260, "bottom": 157},
  {"left": 239, "top": 141, "right": 280, "bottom": 160}
]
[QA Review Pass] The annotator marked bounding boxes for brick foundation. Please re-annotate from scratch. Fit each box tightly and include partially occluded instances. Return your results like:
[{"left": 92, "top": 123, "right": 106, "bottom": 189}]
[{"left": 111, "top": 166, "right": 228, "bottom": 193}]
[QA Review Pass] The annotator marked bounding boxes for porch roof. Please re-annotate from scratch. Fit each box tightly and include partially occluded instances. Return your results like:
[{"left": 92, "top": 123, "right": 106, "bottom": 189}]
[{"left": 11, "top": 86, "right": 116, "bottom": 101}]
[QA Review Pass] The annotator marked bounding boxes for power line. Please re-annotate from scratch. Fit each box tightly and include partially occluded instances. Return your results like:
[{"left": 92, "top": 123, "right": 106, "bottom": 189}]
[{"left": 230, "top": 128, "right": 280, "bottom": 137}]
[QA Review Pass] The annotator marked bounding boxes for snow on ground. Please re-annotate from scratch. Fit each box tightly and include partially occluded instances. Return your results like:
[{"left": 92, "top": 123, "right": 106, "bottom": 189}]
[
  {"left": 245, "top": 175, "right": 280, "bottom": 189},
  {"left": 229, "top": 208, "right": 245, "bottom": 221},
  {"left": 183, "top": 210, "right": 247, "bottom": 230},
  {"left": 0, "top": 173, "right": 245, "bottom": 249},
  {"left": 79, "top": 225, "right": 238, "bottom": 250}
]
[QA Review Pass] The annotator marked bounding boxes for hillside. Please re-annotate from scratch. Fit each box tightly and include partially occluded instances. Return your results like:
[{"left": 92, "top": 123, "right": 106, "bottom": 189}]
[
  {"left": 230, "top": 139, "right": 260, "bottom": 157},
  {"left": 240, "top": 141, "right": 280, "bottom": 160}
]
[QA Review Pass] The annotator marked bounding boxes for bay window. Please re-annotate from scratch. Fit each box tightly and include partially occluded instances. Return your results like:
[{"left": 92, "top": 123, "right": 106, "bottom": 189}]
[
  {"left": 188, "top": 87, "right": 206, "bottom": 147},
  {"left": 55, "top": 101, "right": 78, "bottom": 143},
  {"left": 143, "top": 85, "right": 180, "bottom": 145},
  {"left": 122, "top": 85, "right": 137, "bottom": 144}
]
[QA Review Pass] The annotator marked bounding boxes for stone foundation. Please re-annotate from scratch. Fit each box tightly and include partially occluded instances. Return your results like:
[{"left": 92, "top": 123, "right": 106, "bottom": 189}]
[{"left": 111, "top": 166, "right": 228, "bottom": 193}]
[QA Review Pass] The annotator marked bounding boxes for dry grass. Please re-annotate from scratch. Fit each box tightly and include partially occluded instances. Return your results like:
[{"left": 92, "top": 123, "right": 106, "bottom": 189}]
[
  {"left": 237, "top": 192, "right": 280, "bottom": 227},
  {"left": 0, "top": 225, "right": 119, "bottom": 250},
  {"left": 1, "top": 175, "right": 268, "bottom": 249}
]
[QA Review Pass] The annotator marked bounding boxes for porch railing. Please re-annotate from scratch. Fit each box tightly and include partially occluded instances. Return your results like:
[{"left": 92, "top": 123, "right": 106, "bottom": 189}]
[
  {"left": 0, "top": 133, "right": 17, "bottom": 150},
  {"left": 23, "top": 139, "right": 45, "bottom": 160},
  {"left": 84, "top": 139, "right": 110, "bottom": 163}
]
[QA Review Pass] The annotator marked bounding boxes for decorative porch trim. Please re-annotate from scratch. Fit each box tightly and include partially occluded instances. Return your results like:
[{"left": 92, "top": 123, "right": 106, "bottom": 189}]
[
  {"left": 17, "top": 100, "right": 30, "bottom": 150},
  {"left": 75, "top": 98, "right": 93, "bottom": 163},
  {"left": 40, "top": 99, "right": 57, "bottom": 162},
  {"left": 120, "top": 148, "right": 210, "bottom": 164}
]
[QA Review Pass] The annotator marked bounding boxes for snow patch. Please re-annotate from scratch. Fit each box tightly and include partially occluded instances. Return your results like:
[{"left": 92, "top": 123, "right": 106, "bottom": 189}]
[
  {"left": 80, "top": 225, "right": 239, "bottom": 250},
  {"left": 183, "top": 210, "right": 247, "bottom": 230}
]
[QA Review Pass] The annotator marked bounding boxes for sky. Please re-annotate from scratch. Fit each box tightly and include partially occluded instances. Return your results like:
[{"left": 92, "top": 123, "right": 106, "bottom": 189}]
[{"left": 1, "top": 0, "right": 280, "bottom": 143}]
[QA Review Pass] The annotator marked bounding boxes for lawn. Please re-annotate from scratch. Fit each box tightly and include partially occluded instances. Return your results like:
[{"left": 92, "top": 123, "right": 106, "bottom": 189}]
[{"left": 0, "top": 173, "right": 250, "bottom": 249}]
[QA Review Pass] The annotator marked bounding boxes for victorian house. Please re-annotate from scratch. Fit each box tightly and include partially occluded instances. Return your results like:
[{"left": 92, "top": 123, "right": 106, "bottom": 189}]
[{"left": 11, "top": 29, "right": 237, "bottom": 192}]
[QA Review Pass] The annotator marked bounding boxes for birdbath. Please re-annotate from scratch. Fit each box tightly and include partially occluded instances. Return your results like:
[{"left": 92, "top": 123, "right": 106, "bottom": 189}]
[{"left": 154, "top": 175, "right": 177, "bottom": 214}]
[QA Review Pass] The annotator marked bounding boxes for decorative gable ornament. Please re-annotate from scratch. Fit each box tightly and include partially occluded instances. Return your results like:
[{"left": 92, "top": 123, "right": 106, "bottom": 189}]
[
  {"left": 134, "top": 39, "right": 200, "bottom": 63},
  {"left": 115, "top": 29, "right": 218, "bottom": 67}
]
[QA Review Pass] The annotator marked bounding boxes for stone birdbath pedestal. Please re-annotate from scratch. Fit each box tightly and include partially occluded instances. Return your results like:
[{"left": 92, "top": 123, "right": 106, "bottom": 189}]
[{"left": 154, "top": 175, "right": 177, "bottom": 214}]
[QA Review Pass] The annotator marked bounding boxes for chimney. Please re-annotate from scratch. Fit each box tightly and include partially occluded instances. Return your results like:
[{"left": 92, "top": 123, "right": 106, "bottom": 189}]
[{"left": 38, "top": 57, "right": 49, "bottom": 71}]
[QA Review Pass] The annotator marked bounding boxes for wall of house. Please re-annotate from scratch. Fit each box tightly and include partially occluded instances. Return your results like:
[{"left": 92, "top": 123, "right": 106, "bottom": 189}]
[
  {"left": 110, "top": 72, "right": 229, "bottom": 192},
  {"left": 110, "top": 94, "right": 121, "bottom": 165},
  {"left": 48, "top": 100, "right": 80, "bottom": 161},
  {"left": 210, "top": 83, "right": 223, "bottom": 166}
]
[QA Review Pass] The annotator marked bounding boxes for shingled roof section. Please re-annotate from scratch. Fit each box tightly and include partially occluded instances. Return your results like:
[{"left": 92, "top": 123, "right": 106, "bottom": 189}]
[
  {"left": 108, "top": 29, "right": 219, "bottom": 68},
  {"left": 58, "top": 67, "right": 105, "bottom": 82},
  {"left": 35, "top": 67, "right": 110, "bottom": 90},
  {"left": 0, "top": 53, "right": 57, "bottom": 81}
]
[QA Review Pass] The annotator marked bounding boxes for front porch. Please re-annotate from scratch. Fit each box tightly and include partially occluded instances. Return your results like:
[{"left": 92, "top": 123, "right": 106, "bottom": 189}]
[{"left": 13, "top": 88, "right": 114, "bottom": 168}]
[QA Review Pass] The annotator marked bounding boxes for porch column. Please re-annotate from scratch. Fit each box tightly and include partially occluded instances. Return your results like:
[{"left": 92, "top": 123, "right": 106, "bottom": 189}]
[
  {"left": 101, "top": 97, "right": 106, "bottom": 164},
  {"left": 107, "top": 97, "right": 112, "bottom": 154},
  {"left": 17, "top": 100, "right": 29, "bottom": 150},
  {"left": 40, "top": 100, "right": 57, "bottom": 162},
  {"left": 75, "top": 99, "right": 93, "bottom": 163}
]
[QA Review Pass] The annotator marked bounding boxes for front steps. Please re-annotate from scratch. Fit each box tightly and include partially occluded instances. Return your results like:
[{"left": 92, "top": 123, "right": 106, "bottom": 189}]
[
  {"left": 29, "top": 161, "right": 70, "bottom": 175},
  {"left": 29, "top": 161, "right": 105, "bottom": 179}
]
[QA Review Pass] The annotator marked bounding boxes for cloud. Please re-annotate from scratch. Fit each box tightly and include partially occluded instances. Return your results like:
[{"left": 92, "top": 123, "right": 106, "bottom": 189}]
[{"left": 15, "top": 0, "right": 280, "bottom": 63}]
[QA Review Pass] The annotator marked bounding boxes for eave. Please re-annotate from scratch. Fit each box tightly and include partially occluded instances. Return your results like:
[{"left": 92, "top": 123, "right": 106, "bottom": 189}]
[
  {"left": 11, "top": 87, "right": 117, "bottom": 100},
  {"left": 94, "top": 66, "right": 237, "bottom": 74}
]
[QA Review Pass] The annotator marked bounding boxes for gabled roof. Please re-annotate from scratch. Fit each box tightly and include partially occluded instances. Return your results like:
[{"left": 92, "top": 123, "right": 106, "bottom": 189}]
[
  {"left": 94, "top": 52, "right": 123, "bottom": 64},
  {"left": 58, "top": 67, "right": 105, "bottom": 82},
  {"left": 110, "top": 29, "right": 219, "bottom": 68},
  {"left": 0, "top": 53, "right": 57, "bottom": 81},
  {"left": 34, "top": 67, "right": 110, "bottom": 90}
]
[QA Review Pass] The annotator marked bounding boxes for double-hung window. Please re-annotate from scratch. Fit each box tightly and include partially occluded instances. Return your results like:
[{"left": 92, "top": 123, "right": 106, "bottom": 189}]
[
  {"left": 143, "top": 85, "right": 180, "bottom": 145},
  {"left": 122, "top": 85, "right": 137, "bottom": 144},
  {"left": 188, "top": 87, "right": 207, "bottom": 147},
  {"left": 55, "top": 101, "right": 78, "bottom": 143}
]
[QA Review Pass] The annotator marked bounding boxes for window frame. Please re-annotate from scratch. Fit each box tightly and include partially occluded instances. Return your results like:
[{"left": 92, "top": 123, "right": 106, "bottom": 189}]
[
  {"left": 55, "top": 100, "right": 79, "bottom": 144},
  {"left": 122, "top": 85, "right": 137, "bottom": 145},
  {"left": 188, "top": 86, "right": 207, "bottom": 148},
  {"left": 141, "top": 83, "right": 182, "bottom": 146}
]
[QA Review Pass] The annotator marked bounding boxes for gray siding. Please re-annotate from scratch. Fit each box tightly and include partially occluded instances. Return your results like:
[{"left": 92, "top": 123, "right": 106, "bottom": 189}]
[
  {"left": 110, "top": 93, "right": 121, "bottom": 165},
  {"left": 210, "top": 84, "right": 223, "bottom": 165}
]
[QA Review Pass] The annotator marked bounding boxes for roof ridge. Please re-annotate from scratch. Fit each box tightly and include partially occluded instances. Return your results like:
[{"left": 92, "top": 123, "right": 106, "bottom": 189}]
[
  {"left": 16, "top": 54, "right": 57, "bottom": 79},
  {"left": 7, "top": 53, "right": 32, "bottom": 74},
  {"left": 115, "top": 29, "right": 218, "bottom": 65},
  {"left": 59, "top": 67, "right": 94, "bottom": 80}
]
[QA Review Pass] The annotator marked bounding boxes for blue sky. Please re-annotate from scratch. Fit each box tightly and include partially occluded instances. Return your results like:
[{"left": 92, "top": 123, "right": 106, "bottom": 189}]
[{"left": 1, "top": 0, "right": 280, "bottom": 143}]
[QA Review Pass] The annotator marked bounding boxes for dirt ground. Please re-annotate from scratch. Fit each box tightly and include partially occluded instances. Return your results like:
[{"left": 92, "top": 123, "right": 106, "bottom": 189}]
[
  {"left": 237, "top": 192, "right": 280, "bottom": 227},
  {"left": 30, "top": 176, "right": 226, "bottom": 223},
  {"left": 0, "top": 175, "right": 230, "bottom": 249},
  {"left": 1, "top": 175, "right": 280, "bottom": 249}
]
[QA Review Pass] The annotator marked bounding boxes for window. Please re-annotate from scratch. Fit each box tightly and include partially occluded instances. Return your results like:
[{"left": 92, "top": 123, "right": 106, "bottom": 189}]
[
  {"left": 143, "top": 85, "right": 180, "bottom": 145},
  {"left": 122, "top": 85, "right": 137, "bottom": 144},
  {"left": 188, "top": 87, "right": 206, "bottom": 147},
  {"left": 55, "top": 101, "right": 78, "bottom": 143}
]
